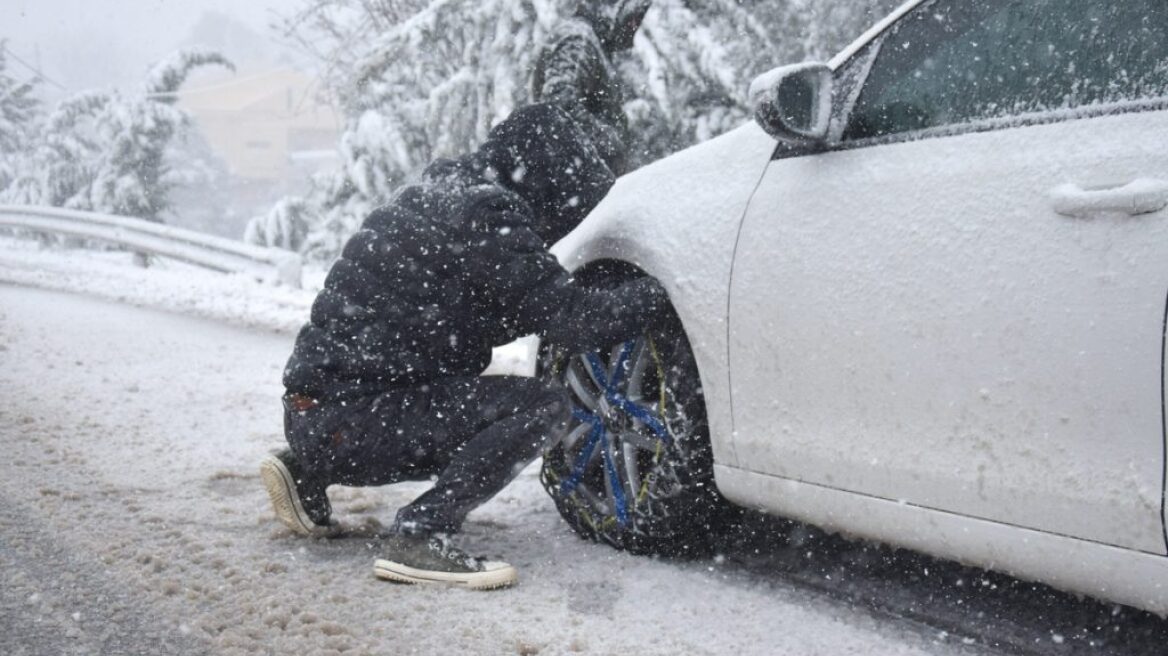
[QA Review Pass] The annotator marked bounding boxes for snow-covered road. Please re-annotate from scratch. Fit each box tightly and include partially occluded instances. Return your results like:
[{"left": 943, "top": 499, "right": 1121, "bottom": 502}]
[{"left": 0, "top": 283, "right": 991, "bottom": 655}]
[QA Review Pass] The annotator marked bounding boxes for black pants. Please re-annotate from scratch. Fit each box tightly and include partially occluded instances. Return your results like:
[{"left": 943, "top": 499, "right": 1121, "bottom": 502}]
[{"left": 284, "top": 376, "right": 570, "bottom": 535}]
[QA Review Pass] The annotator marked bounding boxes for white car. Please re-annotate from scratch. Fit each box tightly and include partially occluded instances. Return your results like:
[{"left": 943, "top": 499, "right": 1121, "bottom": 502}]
[{"left": 537, "top": 0, "right": 1168, "bottom": 615}]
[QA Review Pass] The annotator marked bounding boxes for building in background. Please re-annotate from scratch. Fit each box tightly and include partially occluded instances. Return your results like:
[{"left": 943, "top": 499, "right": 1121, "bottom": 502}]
[{"left": 176, "top": 65, "right": 341, "bottom": 235}]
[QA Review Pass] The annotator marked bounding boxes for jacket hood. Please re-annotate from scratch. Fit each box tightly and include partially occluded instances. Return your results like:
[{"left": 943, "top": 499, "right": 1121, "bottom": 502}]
[{"left": 482, "top": 103, "right": 615, "bottom": 245}]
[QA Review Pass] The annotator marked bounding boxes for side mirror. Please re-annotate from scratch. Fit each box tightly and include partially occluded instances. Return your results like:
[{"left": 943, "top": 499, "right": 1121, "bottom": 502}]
[{"left": 749, "top": 63, "right": 833, "bottom": 145}]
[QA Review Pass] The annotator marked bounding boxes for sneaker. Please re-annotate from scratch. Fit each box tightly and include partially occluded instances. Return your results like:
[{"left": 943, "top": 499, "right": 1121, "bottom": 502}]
[
  {"left": 373, "top": 533, "right": 518, "bottom": 590},
  {"left": 259, "top": 449, "right": 338, "bottom": 537}
]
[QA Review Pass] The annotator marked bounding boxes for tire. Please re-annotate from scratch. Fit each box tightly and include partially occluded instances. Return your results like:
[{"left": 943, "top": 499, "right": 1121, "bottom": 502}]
[{"left": 539, "top": 284, "right": 726, "bottom": 557}]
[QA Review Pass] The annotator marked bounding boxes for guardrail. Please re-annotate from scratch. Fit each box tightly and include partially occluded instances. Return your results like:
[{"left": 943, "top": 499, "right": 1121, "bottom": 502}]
[{"left": 0, "top": 204, "right": 302, "bottom": 288}]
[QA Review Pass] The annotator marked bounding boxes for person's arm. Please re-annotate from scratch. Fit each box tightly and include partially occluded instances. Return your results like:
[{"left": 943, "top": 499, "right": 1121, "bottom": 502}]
[
  {"left": 535, "top": 30, "right": 605, "bottom": 110},
  {"left": 463, "top": 185, "right": 670, "bottom": 351},
  {"left": 524, "top": 271, "right": 671, "bottom": 355},
  {"left": 477, "top": 216, "right": 669, "bottom": 352}
]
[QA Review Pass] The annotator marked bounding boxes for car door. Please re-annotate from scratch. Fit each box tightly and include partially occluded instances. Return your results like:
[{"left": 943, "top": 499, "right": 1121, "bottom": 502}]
[{"left": 728, "top": 0, "right": 1168, "bottom": 553}]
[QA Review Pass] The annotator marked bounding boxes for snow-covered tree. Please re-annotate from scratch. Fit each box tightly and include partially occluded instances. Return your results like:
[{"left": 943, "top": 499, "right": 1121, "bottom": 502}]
[
  {"left": 0, "top": 42, "right": 42, "bottom": 194},
  {"left": 622, "top": 0, "right": 901, "bottom": 164},
  {"left": 251, "top": 0, "right": 564, "bottom": 257},
  {"left": 165, "top": 126, "right": 236, "bottom": 237},
  {"left": 3, "top": 49, "right": 233, "bottom": 223},
  {"left": 83, "top": 50, "right": 234, "bottom": 221},
  {"left": 619, "top": 0, "right": 783, "bottom": 165},
  {"left": 245, "top": 196, "right": 312, "bottom": 251},
  {"left": 255, "top": 0, "right": 902, "bottom": 260},
  {"left": 789, "top": 0, "right": 902, "bottom": 62},
  {"left": 3, "top": 91, "right": 110, "bottom": 208}
]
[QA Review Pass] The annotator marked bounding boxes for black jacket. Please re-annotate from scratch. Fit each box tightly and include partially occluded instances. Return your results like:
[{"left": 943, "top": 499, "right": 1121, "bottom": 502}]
[
  {"left": 284, "top": 104, "right": 668, "bottom": 401},
  {"left": 531, "top": 18, "right": 629, "bottom": 175}
]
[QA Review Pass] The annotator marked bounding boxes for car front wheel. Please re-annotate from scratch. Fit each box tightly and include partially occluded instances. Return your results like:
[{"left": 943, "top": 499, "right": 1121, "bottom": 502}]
[{"left": 539, "top": 295, "right": 726, "bottom": 556}]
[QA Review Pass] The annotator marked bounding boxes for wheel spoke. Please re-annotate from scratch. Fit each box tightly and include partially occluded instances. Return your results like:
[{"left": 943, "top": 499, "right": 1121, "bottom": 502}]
[
  {"left": 624, "top": 338, "right": 650, "bottom": 402},
  {"left": 615, "top": 429, "right": 661, "bottom": 451},
  {"left": 583, "top": 352, "right": 610, "bottom": 391},
  {"left": 560, "top": 419, "right": 604, "bottom": 497},
  {"left": 615, "top": 397, "right": 671, "bottom": 442},
  {"left": 602, "top": 436, "right": 630, "bottom": 526},
  {"left": 565, "top": 362, "right": 601, "bottom": 411},
  {"left": 575, "top": 482, "right": 613, "bottom": 517},
  {"left": 561, "top": 420, "right": 592, "bottom": 450},
  {"left": 621, "top": 441, "right": 642, "bottom": 506},
  {"left": 608, "top": 340, "right": 636, "bottom": 391}
]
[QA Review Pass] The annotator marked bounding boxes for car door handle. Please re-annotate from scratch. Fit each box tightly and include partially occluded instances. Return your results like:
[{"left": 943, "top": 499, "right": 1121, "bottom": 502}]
[{"left": 1050, "top": 178, "right": 1168, "bottom": 218}]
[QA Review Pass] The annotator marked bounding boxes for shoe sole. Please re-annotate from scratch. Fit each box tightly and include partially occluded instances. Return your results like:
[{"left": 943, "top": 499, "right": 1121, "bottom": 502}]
[
  {"left": 260, "top": 455, "right": 337, "bottom": 538},
  {"left": 373, "top": 559, "right": 518, "bottom": 590}
]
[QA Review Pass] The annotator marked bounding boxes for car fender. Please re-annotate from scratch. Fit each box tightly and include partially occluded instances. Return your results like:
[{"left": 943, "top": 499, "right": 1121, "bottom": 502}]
[{"left": 551, "top": 120, "right": 777, "bottom": 468}]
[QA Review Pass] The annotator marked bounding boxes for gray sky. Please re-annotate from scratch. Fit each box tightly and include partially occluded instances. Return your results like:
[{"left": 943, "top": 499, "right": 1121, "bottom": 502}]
[{"left": 2, "top": 0, "right": 302, "bottom": 96}]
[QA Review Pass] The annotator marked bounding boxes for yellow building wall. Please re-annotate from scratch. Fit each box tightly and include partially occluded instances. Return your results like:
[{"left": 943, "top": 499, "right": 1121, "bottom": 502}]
[{"left": 179, "top": 67, "right": 342, "bottom": 183}]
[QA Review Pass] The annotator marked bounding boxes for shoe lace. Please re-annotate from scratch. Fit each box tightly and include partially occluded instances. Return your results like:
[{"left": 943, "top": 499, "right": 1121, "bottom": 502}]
[{"left": 427, "top": 534, "right": 480, "bottom": 570}]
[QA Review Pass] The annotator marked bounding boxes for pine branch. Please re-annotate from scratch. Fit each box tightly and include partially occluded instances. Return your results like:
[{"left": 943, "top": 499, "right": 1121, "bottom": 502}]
[{"left": 144, "top": 49, "right": 235, "bottom": 102}]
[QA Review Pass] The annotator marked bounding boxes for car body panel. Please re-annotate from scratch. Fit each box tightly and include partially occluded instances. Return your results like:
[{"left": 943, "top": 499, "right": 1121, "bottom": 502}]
[
  {"left": 727, "top": 107, "right": 1168, "bottom": 555},
  {"left": 552, "top": 121, "right": 776, "bottom": 468},
  {"left": 548, "top": 0, "right": 1168, "bottom": 616},
  {"left": 715, "top": 464, "right": 1168, "bottom": 615}
]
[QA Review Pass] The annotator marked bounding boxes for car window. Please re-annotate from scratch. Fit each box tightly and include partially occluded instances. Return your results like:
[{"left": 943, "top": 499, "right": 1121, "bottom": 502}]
[{"left": 843, "top": 0, "right": 1168, "bottom": 141}]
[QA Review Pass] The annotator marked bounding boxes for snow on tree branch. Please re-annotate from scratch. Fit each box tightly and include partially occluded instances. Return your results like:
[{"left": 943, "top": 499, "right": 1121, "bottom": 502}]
[
  {"left": 1, "top": 48, "right": 235, "bottom": 228},
  {"left": 248, "top": 0, "right": 901, "bottom": 261},
  {"left": 0, "top": 41, "right": 43, "bottom": 192},
  {"left": 144, "top": 48, "right": 236, "bottom": 102}
]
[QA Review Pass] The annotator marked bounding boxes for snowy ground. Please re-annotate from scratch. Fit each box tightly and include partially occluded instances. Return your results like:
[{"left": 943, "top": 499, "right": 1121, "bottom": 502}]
[
  {"left": 2, "top": 241, "right": 1167, "bottom": 655},
  {"left": 0, "top": 241, "right": 976, "bottom": 655}
]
